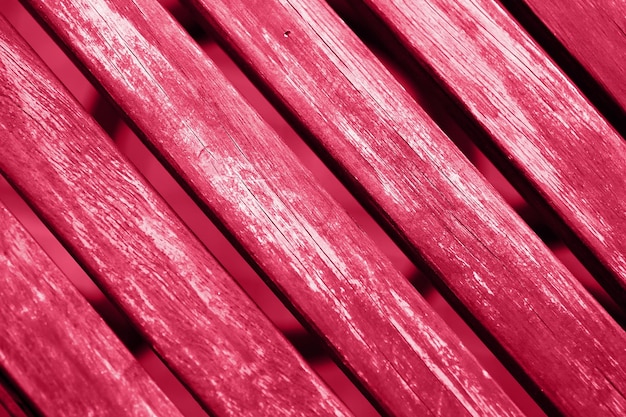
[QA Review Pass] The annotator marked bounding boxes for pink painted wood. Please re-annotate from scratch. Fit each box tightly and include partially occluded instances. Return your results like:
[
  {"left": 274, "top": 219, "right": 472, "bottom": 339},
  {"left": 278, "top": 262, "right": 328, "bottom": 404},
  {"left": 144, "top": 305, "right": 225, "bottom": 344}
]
[
  {"left": 0, "top": 202, "right": 183, "bottom": 417},
  {"left": 0, "top": 16, "right": 350, "bottom": 417},
  {"left": 356, "top": 0, "right": 626, "bottom": 304},
  {"left": 177, "top": 0, "right": 626, "bottom": 415},
  {"left": 3, "top": 0, "right": 626, "bottom": 415},
  {"left": 504, "top": 0, "right": 626, "bottom": 116},
  {"left": 17, "top": 0, "right": 526, "bottom": 416}
]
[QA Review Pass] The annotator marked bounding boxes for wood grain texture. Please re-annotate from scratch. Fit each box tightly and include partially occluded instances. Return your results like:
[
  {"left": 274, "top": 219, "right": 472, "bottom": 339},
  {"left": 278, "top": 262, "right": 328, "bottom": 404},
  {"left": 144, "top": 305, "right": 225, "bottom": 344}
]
[
  {"left": 178, "top": 0, "right": 626, "bottom": 415},
  {"left": 358, "top": 0, "right": 626, "bottom": 303},
  {"left": 19, "top": 0, "right": 527, "bottom": 416},
  {"left": 503, "top": 0, "right": 626, "bottom": 116},
  {"left": 0, "top": 203, "right": 182, "bottom": 417},
  {"left": 0, "top": 17, "right": 350, "bottom": 417}
]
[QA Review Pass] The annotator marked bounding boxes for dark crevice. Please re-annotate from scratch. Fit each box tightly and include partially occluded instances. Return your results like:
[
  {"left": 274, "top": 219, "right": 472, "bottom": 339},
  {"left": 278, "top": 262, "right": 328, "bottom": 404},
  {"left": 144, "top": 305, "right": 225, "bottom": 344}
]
[{"left": 0, "top": 371, "right": 40, "bottom": 417}]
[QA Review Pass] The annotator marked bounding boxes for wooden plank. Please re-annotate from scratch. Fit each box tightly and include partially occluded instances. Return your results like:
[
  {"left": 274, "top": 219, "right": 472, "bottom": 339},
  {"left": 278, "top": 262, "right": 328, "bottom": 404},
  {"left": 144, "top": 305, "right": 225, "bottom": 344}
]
[
  {"left": 18, "top": 1, "right": 526, "bottom": 415},
  {"left": 501, "top": 0, "right": 626, "bottom": 120},
  {"left": 355, "top": 0, "right": 626, "bottom": 303},
  {"left": 175, "top": 0, "right": 626, "bottom": 415},
  {"left": 0, "top": 17, "right": 351, "bottom": 417},
  {"left": 0, "top": 203, "right": 183, "bottom": 417}
]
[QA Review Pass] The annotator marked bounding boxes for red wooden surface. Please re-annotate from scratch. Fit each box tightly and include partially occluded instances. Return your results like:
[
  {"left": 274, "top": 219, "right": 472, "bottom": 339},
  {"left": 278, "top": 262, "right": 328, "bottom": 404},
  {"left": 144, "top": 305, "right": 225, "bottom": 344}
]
[
  {"left": 1, "top": 0, "right": 625, "bottom": 416},
  {"left": 0, "top": 202, "right": 183, "bottom": 417},
  {"left": 0, "top": 376, "right": 30, "bottom": 417},
  {"left": 357, "top": 0, "right": 626, "bottom": 304},
  {"left": 0, "top": 16, "right": 350, "bottom": 417},
  {"left": 179, "top": 0, "right": 626, "bottom": 415},
  {"left": 503, "top": 0, "right": 626, "bottom": 117},
  {"left": 17, "top": 0, "right": 529, "bottom": 415}
]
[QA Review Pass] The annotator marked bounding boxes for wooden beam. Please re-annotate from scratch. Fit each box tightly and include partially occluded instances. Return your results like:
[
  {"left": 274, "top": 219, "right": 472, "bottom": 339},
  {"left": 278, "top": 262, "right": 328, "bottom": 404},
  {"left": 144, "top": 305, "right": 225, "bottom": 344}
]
[
  {"left": 17, "top": 0, "right": 526, "bottom": 415},
  {"left": 178, "top": 0, "right": 626, "bottom": 415},
  {"left": 0, "top": 16, "right": 350, "bottom": 417},
  {"left": 357, "top": 0, "right": 626, "bottom": 304},
  {"left": 0, "top": 202, "right": 183, "bottom": 417},
  {"left": 501, "top": 0, "right": 626, "bottom": 122}
]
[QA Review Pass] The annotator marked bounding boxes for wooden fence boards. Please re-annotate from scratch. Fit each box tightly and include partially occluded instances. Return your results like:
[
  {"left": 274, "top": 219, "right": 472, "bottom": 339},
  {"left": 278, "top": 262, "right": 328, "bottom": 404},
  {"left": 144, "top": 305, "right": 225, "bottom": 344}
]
[
  {"left": 176, "top": 0, "right": 626, "bottom": 415},
  {"left": 0, "top": 203, "right": 182, "bottom": 417},
  {"left": 0, "top": 17, "right": 350, "bottom": 417},
  {"left": 17, "top": 0, "right": 528, "bottom": 415},
  {"left": 356, "top": 0, "right": 626, "bottom": 304}
]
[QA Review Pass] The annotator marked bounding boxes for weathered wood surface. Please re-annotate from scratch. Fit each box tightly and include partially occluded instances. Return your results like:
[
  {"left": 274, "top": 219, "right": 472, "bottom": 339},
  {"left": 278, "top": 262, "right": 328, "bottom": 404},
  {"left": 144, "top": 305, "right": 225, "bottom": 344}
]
[
  {"left": 178, "top": 0, "right": 626, "bottom": 415},
  {"left": 357, "top": 0, "right": 626, "bottom": 303},
  {"left": 18, "top": 0, "right": 529, "bottom": 415},
  {"left": 0, "top": 203, "right": 183, "bottom": 417},
  {"left": 503, "top": 0, "right": 626, "bottom": 117},
  {"left": 0, "top": 17, "right": 351, "bottom": 417}
]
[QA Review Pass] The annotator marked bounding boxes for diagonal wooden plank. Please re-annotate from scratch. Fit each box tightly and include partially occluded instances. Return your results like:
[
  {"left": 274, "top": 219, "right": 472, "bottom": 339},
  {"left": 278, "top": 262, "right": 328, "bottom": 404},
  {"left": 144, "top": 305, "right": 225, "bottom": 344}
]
[
  {"left": 0, "top": 202, "right": 183, "bottom": 417},
  {"left": 0, "top": 17, "right": 351, "bottom": 417},
  {"left": 172, "top": 0, "right": 626, "bottom": 415},
  {"left": 355, "top": 0, "right": 626, "bottom": 304},
  {"left": 18, "top": 0, "right": 526, "bottom": 415},
  {"left": 500, "top": 0, "right": 626, "bottom": 121}
]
